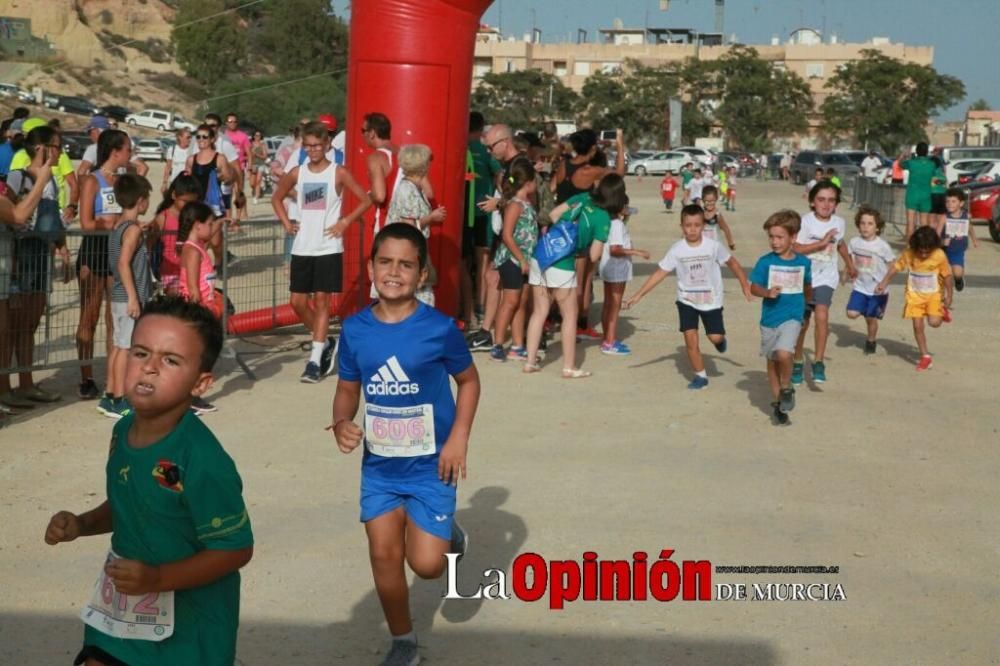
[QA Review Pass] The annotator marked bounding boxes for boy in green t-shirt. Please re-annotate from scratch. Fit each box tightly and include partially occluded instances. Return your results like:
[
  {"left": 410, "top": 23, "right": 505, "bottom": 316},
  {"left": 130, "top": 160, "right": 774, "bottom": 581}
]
[{"left": 45, "top": 296, "right": 253, "bottom": 666}]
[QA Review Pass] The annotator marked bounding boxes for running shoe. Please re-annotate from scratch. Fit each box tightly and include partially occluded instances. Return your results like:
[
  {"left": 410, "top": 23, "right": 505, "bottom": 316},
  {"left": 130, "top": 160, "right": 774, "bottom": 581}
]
[
  {"left": 506, "top": 346, "right": 527, "bottom": 360},
  {"left": 790, "top": 362, "right": 804, "bottom": 386},
  {"left": 109, "top": 398, "right": 132, "bottom": 420},
  {"left": 864, "top": 340, "right": 877, "bottom": 355},
  {"left": 941, "top": 306, "right": 952, "bottom": 323},
  {"left": 97, "top": 395, "right": 117, "bottom": 417},
  {"left": 576, "top": 326, "right": 602, "bottom": 341},
  {"left": 319, "top": 336, "right": 337, "bottom": 376},
  {"left": 812, "top": 361, "right": 827, "bottom": 383},
  {"left": 190, "top": 396, "right": 218, "bottom": 415},
  {"left": 78, "top": 378, "right": 100, "bottom": 400},
  {"left": 466, "top": 329, "right": 493, "bottom": 352},
  {"left": 779, "top": 387, "right": 796, "bottom": 412},
  {"left": 450, "top": 520, "right": 469, "bottom": 564},
  {"left": 600, "top": 340, "right": 631, "bottom": 356},
  {"left": 687, "top": 375, "right": 709, "bottom": 390},
  {"left": 955, "top": 277, "right": 965, "bottom": 292},
  {"left": 771, "top": 402, "right": 790, "bottom": 426},
  {"left": 713, "top": 338, "right": 728, "bottom": 354},
  {"left": 380, "top": 639, "right": 420, "bottom": 666},
  {"left": 19, "top": 386, "right": 61, "bottom": 403},
  {"left": 488, "top": 345, "right": 506, "bottom": 362},
  {"left": 916, "top": 355, "right": 933, "bottom": 372},
  {"left": 300, "top": 361, "right": 321, "bottom": 383}
]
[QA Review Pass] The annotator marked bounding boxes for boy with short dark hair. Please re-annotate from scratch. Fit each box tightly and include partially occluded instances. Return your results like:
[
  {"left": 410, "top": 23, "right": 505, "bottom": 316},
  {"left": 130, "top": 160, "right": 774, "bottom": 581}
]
[
  {"left": 45, "top": 296, "right": 254, "bottom": 666},
  {"left": 939, "top": 187, "right": 977, "bottom": 292},
  {"left": 660, "top": 171, "right": 678, "bottom": 212},
  {"left": 750, "top": 210, "right": 813, "bottom": 426},
  {"left": 332, "top": 223, "right": 481, "bottom": 665},
  {"left": 101, "top": 174, "right": 154, "bottom": 419}
]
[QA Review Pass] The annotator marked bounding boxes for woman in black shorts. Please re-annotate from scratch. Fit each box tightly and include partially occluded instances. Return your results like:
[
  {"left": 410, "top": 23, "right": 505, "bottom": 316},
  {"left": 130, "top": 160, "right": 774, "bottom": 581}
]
[{"left": 76, "top": 129, "right": 131, "bottom": 400}]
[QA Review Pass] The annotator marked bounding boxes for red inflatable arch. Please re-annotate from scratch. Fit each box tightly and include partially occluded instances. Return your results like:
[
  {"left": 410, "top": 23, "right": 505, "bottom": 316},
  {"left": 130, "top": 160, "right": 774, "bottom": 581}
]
[{"left": 227, "top": 0, "right": 491, "bottom": 335}]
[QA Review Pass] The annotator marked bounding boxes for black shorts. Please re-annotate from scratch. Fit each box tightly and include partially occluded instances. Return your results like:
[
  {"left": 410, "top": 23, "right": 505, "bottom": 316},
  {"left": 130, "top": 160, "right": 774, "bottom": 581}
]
[
  {"left": 74, "top": 645, "right": 129, "bottom": 666},
  {"left": 222, "top": 192, "right": 233, "bottom": 213},
  {"left": 77, "top": 234, "right": 111, "bottom": 277},
  {"left": 14, "top": 236, "right": 51, "bottom": 294},
  {"left": 497, "top": 259, "right": 525, "bottom": 290},
  {"left": 473, "top": 214, "right": 491, "bottom": 249},
  {"left": 677, "top": 301, "right": 725, "bottom": 335},
  {"left": 290, "top": 253, "right": 343, "bottom": 294},
  {"left": 930, "top": 193, "right": 946, "bottom": 215},
  {"left": 462, "top": 222, "right": 475, "bottom": 261}
]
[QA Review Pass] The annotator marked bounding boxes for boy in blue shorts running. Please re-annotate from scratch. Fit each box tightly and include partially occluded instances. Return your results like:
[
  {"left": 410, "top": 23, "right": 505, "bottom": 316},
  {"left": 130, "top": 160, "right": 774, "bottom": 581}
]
[{"left": 332, "top": 223, "right": 481, "bottom": 666}]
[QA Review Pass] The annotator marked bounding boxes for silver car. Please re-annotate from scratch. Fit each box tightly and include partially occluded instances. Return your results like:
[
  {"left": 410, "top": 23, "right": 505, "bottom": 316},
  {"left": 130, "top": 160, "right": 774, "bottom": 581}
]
[
  {"left": 134, "top": 139, "right": 167, "bottom": 161},
  {"left": 627, "top": 150, "right": 689, "bottom": 176}
]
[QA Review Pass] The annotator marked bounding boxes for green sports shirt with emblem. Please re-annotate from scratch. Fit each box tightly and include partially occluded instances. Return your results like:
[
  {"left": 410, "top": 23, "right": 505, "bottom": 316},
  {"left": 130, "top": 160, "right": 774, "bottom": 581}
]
[{"left": 85, "top": 410, "right": 254, "bottom": 665}]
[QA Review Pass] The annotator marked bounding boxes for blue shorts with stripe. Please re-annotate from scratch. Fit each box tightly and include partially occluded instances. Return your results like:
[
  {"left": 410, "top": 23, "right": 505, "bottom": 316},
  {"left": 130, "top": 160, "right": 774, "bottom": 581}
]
[{"left": 360, "top": 472, "right": 456, "bottom": 541}]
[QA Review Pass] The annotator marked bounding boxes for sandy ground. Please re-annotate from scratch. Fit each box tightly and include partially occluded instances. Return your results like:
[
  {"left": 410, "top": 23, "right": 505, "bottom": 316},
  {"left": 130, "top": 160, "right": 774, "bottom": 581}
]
[{"left": 2, "top": 166, "right": 998, "bottom": 665}]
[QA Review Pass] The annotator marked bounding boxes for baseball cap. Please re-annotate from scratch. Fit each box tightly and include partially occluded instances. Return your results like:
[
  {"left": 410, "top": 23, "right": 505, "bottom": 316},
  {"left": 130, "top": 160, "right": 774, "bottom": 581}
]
[
  {"left": 318, "top": 113, "right": 337, "bottom": 132},
  {"left": 22, "top": 117, "right": 47, "bottom": 133},
  {"left": 85, "top": 115, "right": 110, "bottom": 131}
]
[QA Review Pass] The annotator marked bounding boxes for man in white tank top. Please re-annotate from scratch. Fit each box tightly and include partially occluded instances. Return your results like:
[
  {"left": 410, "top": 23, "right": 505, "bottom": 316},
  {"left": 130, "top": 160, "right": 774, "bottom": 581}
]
[{"left": 271, "top": 121, "right": 372, "bottom": 383}]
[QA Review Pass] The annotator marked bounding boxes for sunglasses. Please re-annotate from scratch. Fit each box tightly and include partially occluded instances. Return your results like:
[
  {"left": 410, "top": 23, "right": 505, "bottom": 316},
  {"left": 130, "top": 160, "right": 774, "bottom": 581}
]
[
  {"left": 487, "top": 137, "right": 508, "bottom": 150},
  {"left": 196, "top": 134, "right": 211, "bottom": 140}
]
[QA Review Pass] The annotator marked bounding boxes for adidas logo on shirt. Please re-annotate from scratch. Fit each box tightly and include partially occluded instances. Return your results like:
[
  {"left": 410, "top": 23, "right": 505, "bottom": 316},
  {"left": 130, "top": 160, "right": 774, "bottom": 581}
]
[{"left": 366, "top": 356, "right": 420, "bottom": 396}]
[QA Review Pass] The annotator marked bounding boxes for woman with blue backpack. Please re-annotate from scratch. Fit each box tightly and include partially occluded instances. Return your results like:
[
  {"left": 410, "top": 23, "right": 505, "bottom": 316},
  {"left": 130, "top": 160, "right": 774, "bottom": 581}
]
[{"left": 185, "top": 123, "right": 235, "bottom": 221}]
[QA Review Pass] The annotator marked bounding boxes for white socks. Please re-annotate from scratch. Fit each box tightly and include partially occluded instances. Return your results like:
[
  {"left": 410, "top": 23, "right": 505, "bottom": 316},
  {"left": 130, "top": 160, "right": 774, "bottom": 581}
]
[{"left": 309, "top": 341, "right": 324, "bottom": 365}]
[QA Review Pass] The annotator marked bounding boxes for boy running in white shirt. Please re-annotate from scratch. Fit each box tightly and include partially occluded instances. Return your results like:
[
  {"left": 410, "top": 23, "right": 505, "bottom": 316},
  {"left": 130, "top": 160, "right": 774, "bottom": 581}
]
[
  {"left": 791, "top": 180, "right": 856, "bottom": 384},
  {"left": 624, "top": 204, "right": 752, "bottom": 389},
  {"left": 846, "top": 206, "right": 895, "bottom": 355}
]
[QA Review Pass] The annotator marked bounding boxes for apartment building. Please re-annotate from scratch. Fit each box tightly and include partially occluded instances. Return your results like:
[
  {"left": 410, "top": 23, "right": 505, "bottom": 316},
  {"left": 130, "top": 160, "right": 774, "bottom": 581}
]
[{"left": 473, "top": 24, "right": 933, "bottom": 145}]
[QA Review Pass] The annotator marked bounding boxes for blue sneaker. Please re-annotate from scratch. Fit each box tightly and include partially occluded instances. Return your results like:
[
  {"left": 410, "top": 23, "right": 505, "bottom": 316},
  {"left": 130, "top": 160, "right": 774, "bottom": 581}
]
[
  {"left": 812, "top": 361, "right": 827, "bottom": 383},
  {"left": 488, "top": 345, "right": 506, "bottom": 362},
  {"left": 450, "top": 520, "right": 469, "bottom": 564},
  {"left": 110, "top": 397, "right": 132, "bottom": 420},
  {"left": 791, "top": 362, "right": 804, "bottom": 386},
  {"left": 713, "top": 338, "right": 727, "bottom": 353},
  {"left": 300, "top": 361, "right": 321, "bottom": 383},
  {"left": 600, "top": 340, "right": 631, "bottom": 356},
  {"left": 97, "top": 396, "right": 116, "bottom": 417},
  {"left": 687, "top": 375, "right": 709, "bottom": 390},
  {"left": 506, "top": 345, "right": 527, "bottom": 360}
]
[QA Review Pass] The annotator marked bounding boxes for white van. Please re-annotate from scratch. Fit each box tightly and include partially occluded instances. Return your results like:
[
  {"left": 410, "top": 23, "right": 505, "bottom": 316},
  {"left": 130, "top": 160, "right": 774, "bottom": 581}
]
[
  {"left": 125, "top": 109, "right": 176, "bottom": 132},
  {"left": 939, "top": 146, "right": 1000, "bottom": 165}
]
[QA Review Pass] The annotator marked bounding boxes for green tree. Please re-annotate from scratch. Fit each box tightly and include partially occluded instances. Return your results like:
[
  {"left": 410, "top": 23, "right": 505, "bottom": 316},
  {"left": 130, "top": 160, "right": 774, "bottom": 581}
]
[
  {"left": 257, "top": 0, "right": 348, "bottom": 75},
  {"left": 581, "top": 61, "right": 681, "bottom": 148},
  {"left": 821, "top": 49, "right": 965, "bottom": 155},
  {"left": 172, "top": 0, "right": 247, "bottom": 86},
  {"left": 200, "top": 73, "right": 347, "bottom": 135},
  {"left": 968, "top": 98, "right": 991, "bottom": 112},
  {"left": 673, "top": 58, "right": 718, "bottom": 144},
  {"left": 713, "top": 46, "right": 812, "bottom": 152},
  {"left": 471, "top": 70, "right": 579, "bottom": 129}
]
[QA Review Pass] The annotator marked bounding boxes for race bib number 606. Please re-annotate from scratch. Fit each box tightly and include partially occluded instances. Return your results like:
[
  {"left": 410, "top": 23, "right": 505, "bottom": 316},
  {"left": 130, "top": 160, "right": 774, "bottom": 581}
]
[{"left": 365, "top": 403, "right": 436, "bottom": 458}]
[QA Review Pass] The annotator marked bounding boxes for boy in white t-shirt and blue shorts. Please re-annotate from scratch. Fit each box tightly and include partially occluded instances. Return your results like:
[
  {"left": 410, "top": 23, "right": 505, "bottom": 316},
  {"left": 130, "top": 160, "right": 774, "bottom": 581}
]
[
  {"left": 271, "top": 121, "right": 371, "bottom": 384},
  {"left": 791, "top": 180, "right": 856, "bottom": 385},
  {"left": 846, "top": 205, "right": 895, "bottom": 355},
  {"left": 625, "top": 204, "right": 752, "bottom": 389}
]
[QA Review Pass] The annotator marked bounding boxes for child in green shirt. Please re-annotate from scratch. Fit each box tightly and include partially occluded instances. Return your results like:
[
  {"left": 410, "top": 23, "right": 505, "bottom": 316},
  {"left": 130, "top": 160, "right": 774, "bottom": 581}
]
[{"left": 45, "top": 296, "right": 253, "bottom": 666}]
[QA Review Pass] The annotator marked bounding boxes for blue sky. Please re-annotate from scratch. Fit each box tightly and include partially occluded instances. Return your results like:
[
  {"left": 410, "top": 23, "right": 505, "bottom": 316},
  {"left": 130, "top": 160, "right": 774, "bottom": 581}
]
[{"left": 331, "top": 0, "right": 999, "bottom": 121}]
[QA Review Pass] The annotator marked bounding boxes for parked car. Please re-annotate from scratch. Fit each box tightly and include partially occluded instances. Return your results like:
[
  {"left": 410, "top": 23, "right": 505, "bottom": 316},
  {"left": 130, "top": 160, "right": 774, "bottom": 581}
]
[
  {"left": 46, "top": 95, "right": 100, "bottom": 116},
  {"left": 99, "top": 105, "right": 131, "bottom": 122},
  {"left": 966, "top": 161, "right": 1000, "bottom": 184},
  {"left": 673, "top": 146, "right": 716, "bottom": 167},
  {"left": 946, "top": 158, "right": 1000, "bottom": 185},
  {"left": 17, "top": 88, "right": 36, "bottom": 104},
  {"left": 629, "top": 150, "right": 656, "bottom": 162},
  {"left": 627, "top": 150, "right": 689, "bottom": 176},
  {"left": 966, "top": 181, "right": 1000, "bottom": 242},
  {"left": 173, "top": 115, "right": 197, "bottom": 131},
  {"left": 60, "top": 132, "right": 90, "bottom": 159},
  {"left": 126, "top": 109, "right": 175, "bottom": 131},
  {"left": 790, "top": 151, "right": 862, "bottom": 184},
  {"left": 134, "top": 138, "right": 167, "bottom": 161},
  {"left": 0, "top": 82, "right": 20, "bottom": 97}
]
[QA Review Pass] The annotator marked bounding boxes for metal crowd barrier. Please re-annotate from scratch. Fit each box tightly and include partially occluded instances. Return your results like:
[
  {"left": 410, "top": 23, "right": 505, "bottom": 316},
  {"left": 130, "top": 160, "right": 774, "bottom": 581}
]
[
  {"left": 849, "top": 177, "right": 907, "bottom": 238},
  {"left": 2, "top": 220, "right": 367, "bottom": 379}
]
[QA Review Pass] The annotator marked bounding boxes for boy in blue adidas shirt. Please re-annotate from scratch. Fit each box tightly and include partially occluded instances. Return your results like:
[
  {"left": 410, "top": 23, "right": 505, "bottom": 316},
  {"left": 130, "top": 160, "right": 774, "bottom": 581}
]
[
  {"left": 332, "top": 223, "right": 481, "bottom": 665},
  {"left": 750, "top": 210, "right": 812, "bottom": 426}
]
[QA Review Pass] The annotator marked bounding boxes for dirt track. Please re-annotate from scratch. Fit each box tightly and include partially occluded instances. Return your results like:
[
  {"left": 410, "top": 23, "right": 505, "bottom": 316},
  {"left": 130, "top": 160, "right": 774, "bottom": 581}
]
[{"left": 2, "top": 171, "right": 998, "bottom": 664}]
